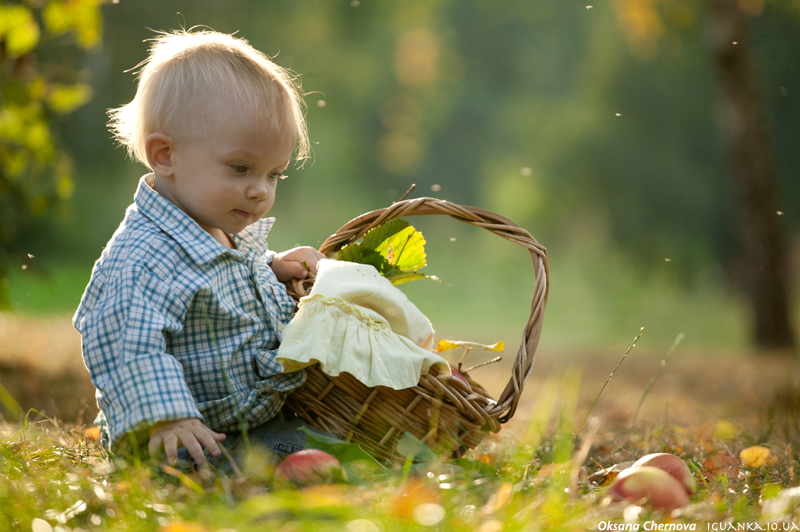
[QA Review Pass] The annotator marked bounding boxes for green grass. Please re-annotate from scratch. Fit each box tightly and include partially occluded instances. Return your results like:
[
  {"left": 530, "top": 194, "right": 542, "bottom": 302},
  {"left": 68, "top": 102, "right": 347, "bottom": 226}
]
[
  {"left": 5, "top": 262, "right": 92, "bottom": 316},
  {"left": 2, "top": 370, "right": 800, "bottom": 532}
]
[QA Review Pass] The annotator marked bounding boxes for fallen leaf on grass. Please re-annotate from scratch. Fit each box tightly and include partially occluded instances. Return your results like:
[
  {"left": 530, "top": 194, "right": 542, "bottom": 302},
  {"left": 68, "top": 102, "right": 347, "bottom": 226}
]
[
  {"left": 587, "top": 461, "right": 635, "bottom": 486},
  {"left": 702, "top": 452, "right": 740, "bottom": 481},
  {"left": 740, "top": 446, "right": 776, "bottom": 468},
  {"left": 389, "top": 478, "right": 441, "bottom": 520},
  {"left": 480, "top": 482, "right": 514, "bottom": 516},
  {"left": 475, "top": 452, "right": 496, "bottom": 466},
  {"left": 83, "top": 427, "right": 101, "bottom": 441},
  {"left": 159, "top": 522, "right": 209, "bottom": 532}
]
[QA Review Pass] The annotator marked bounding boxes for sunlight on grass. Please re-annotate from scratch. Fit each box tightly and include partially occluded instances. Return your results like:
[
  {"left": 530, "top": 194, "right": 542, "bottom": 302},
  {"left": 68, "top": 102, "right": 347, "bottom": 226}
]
[{"left": 2, "top": 370, "right": 800, "bottom": 531}]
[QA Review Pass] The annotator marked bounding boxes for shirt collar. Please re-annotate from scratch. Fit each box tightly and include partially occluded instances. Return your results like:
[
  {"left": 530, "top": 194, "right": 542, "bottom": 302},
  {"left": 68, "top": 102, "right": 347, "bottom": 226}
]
[
  {"left": 134, "top": 174, "right": 274, "bottom": 265},
  {"left": 232, "top": 218, "right": 274, "bottom": 256}
]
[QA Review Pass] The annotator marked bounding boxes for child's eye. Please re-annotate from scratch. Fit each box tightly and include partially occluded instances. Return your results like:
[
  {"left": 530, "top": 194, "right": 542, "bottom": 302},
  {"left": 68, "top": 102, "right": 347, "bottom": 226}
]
[
  {"left": 270, "top": 172, "right": 288, "bottom": 180},
  {"left": 231, "top": 165, "right": 248, "bottom": 174}
]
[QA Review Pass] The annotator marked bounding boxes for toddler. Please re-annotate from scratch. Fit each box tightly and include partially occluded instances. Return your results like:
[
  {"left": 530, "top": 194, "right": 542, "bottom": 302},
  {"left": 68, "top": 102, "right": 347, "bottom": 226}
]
[{"left": 73, "top": 29, "right": 324, "bottom": 468}]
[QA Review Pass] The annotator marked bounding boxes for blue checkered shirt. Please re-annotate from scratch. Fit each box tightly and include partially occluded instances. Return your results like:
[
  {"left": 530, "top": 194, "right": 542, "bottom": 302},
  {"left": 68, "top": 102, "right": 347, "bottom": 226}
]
[{"left": 74, "top": 174, "right": 306, "bottom": 452}]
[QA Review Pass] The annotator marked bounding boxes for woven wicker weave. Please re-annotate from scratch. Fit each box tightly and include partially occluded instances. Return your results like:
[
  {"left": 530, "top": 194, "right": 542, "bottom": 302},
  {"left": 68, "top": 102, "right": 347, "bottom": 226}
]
[{"left": 283, "top": 197, "right": 549, "bottom": 464}]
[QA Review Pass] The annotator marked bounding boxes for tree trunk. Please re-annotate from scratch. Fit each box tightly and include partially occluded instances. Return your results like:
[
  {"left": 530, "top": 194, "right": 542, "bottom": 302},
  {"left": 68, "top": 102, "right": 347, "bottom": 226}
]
[{"left": 708, "top": 0, "right": 796, "bottom": 352}]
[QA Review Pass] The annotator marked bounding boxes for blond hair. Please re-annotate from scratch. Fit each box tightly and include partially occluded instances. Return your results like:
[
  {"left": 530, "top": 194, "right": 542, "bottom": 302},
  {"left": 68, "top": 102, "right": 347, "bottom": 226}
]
[{"left": 108, "top": 29, "right": 309, "bottom": 167}]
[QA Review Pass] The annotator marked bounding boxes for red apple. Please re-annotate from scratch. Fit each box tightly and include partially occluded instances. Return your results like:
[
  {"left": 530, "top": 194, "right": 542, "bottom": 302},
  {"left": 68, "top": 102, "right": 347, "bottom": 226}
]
[
  {"left": 607, "top": 466, "right": 690, "bottom": 511},
  {"left": 449, "top": 365, "right": 472, "bottom": 390},
  {"left": 632, "top": 453, "right": 697, "bottom": 495},
  {"left": 273, "top": 449, "right": 341, "bottom": 486}
]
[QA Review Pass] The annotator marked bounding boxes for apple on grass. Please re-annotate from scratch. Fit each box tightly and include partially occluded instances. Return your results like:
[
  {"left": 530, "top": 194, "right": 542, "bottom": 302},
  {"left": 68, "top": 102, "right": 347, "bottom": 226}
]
[
  {"left": 606, "top": 466, "right": 690, "bottom": 511},
  {"left": 631, "top": 453, "right": 697, "bottom": 495},
  {"left": 273, "top": 449, "right": 341, "bottom": 486}
]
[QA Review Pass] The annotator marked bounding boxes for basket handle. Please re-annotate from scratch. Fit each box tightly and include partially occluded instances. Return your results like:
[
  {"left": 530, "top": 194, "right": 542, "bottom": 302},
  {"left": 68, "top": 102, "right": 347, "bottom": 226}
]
[{"left": 314, "top": 197, "right": 549, "bottom": 424}]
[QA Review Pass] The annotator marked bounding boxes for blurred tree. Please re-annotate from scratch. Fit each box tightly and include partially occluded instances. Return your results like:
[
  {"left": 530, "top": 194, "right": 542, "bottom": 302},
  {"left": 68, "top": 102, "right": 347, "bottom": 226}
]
[
  {"left": 708, "top": 0, "right": 795, "bottom": 351},
  {"left": 613, "top": 0, "right": 796, "bottom": 352},
  {"left": 0, "top": 0, "right": 104, "bottom": 307}
]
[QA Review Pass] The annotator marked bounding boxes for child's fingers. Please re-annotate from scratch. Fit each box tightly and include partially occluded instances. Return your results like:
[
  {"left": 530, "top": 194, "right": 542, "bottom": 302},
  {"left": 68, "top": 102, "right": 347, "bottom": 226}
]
[
  {"left": 148, "top": 434, "right": 163, "bottom": 459},
  {"left": 180, "top": 434, "right": 207, "bottom": 465},
  {"left": 196, "top": 430, "right": 223, "bottom": 458},
  {"left": 285, "top": 261, "right": 310, "bottom": 279},
  {"left": 163, "top": 433, "right": 180, "bottom": 465}
]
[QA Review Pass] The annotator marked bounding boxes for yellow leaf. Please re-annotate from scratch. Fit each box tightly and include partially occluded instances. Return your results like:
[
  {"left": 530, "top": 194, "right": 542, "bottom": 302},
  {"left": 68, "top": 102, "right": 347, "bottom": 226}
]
[
  {"left": 434, "top": 339, "right": 461, "bottom": 352},
  {"left": 26, "top": 121, "right": 51, "bottom": 153},
  {"left": 714, "top": 420, "right": 738, "bottom": 441},
  {"left": 83, "top": 426, "right": 101, "bottom": 441},
  {"left": 1, "top": 6, "right": 40, "bottom": 58},
  {"left": 740, "top": 446, "right": 776, "bottom": 468},
  {"left": 390, "top": 478, "right": 441, "bottom": 520},
  {"left": 43, "top": 1, "right": 71, "bottom": 35},
  {"left": 480, "top": 482, "right": 514, "bottom": 516},
  {"left": 159, "top": 523, "right": 209, "bottom": 532},
  {"left": 47, "top": 84, "right": 93, "bottom": 114},
  {"left": 65, "top": 0, "right": 103, "bottom": 48},
  {"left": 434, "top": 339, "right": 504, "bottom": 353}
]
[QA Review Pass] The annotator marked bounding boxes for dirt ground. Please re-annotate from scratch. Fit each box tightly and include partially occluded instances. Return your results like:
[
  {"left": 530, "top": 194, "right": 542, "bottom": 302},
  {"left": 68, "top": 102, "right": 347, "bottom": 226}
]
[{"left": 1, "top": 312, "right": 798, "bottom": 443}]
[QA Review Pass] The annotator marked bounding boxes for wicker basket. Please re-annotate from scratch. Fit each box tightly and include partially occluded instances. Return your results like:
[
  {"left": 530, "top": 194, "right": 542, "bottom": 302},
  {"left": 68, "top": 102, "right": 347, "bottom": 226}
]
[{"left": 283, "top": 197, "right": 549, "bottom": 464}]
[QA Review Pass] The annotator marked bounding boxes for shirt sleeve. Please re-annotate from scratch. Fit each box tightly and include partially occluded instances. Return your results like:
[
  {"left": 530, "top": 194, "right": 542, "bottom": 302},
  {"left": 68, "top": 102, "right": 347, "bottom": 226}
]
[{"left": 76, "top": 261, "right": 201, "bottom": 452}]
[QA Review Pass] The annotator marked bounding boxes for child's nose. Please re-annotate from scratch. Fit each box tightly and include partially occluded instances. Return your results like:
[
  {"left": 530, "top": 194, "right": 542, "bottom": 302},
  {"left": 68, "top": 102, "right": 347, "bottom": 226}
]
[{"left": 247, "top": 180, "right": 269, "bottom": 201}]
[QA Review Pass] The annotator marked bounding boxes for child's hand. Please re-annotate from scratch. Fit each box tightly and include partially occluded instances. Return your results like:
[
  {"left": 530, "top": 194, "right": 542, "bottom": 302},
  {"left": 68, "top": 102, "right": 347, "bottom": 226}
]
[
  {"left": 271, "top": 246, "right": 325, "bottom": 282},
  {"left": 148, "top": 418, "right": 226, "bottom": 466}
]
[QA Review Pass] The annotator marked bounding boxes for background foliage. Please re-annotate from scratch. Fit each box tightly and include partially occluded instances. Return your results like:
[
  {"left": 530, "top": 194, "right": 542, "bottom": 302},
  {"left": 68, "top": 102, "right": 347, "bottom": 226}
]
[
  {"left": 0, "top": 0, "right": 102, "bottom": 306},
  {"left": 1, "top": 0, "right": 799, "bottom": 353}
]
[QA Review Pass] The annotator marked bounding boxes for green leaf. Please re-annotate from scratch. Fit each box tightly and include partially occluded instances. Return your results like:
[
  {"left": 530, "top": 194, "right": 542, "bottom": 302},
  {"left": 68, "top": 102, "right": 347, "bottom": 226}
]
[
  {"left": 336, "top": 246, "right": 391, "bottom": 274},
  {"left": 299, "top": 427, "right": 386, "bottom": 482},
  {"left": 395, "top": 432, "right": 438, "bottom": 463},
  {"left": 376, "top": 225, "right": 426, "bottom": 272},
  {"left": 337, "top": 219, "right": 410, "bottom": 274},
  {"left": 335, "top": 219, "right": 436, "bottom": 285},
  {"left": 363, "top": 219, "right": 410, "bottom": 250}
]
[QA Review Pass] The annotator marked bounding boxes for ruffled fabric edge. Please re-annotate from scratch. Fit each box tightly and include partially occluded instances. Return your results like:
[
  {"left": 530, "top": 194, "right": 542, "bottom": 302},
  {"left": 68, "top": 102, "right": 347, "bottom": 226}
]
[{"left": 277, "top": 294, "right": 450, "bottom": 390}]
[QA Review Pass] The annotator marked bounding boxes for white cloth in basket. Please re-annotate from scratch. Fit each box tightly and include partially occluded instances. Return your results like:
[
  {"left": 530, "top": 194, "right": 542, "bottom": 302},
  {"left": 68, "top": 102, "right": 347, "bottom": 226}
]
[{"left": 276, "top": 259, "right": 450, "bottom": 389}]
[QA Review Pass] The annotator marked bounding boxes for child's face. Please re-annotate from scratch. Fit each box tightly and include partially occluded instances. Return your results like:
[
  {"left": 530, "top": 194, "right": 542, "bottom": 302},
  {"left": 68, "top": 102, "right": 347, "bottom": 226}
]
[{"left": 155, "top": 96, "right": 294, "bottom": 244}]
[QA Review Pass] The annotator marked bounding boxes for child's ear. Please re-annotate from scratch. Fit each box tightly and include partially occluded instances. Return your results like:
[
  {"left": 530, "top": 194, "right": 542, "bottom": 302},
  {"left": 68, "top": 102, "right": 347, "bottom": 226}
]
[{"left": 145, "top": 133, "right": 175, "bottom": 177}]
